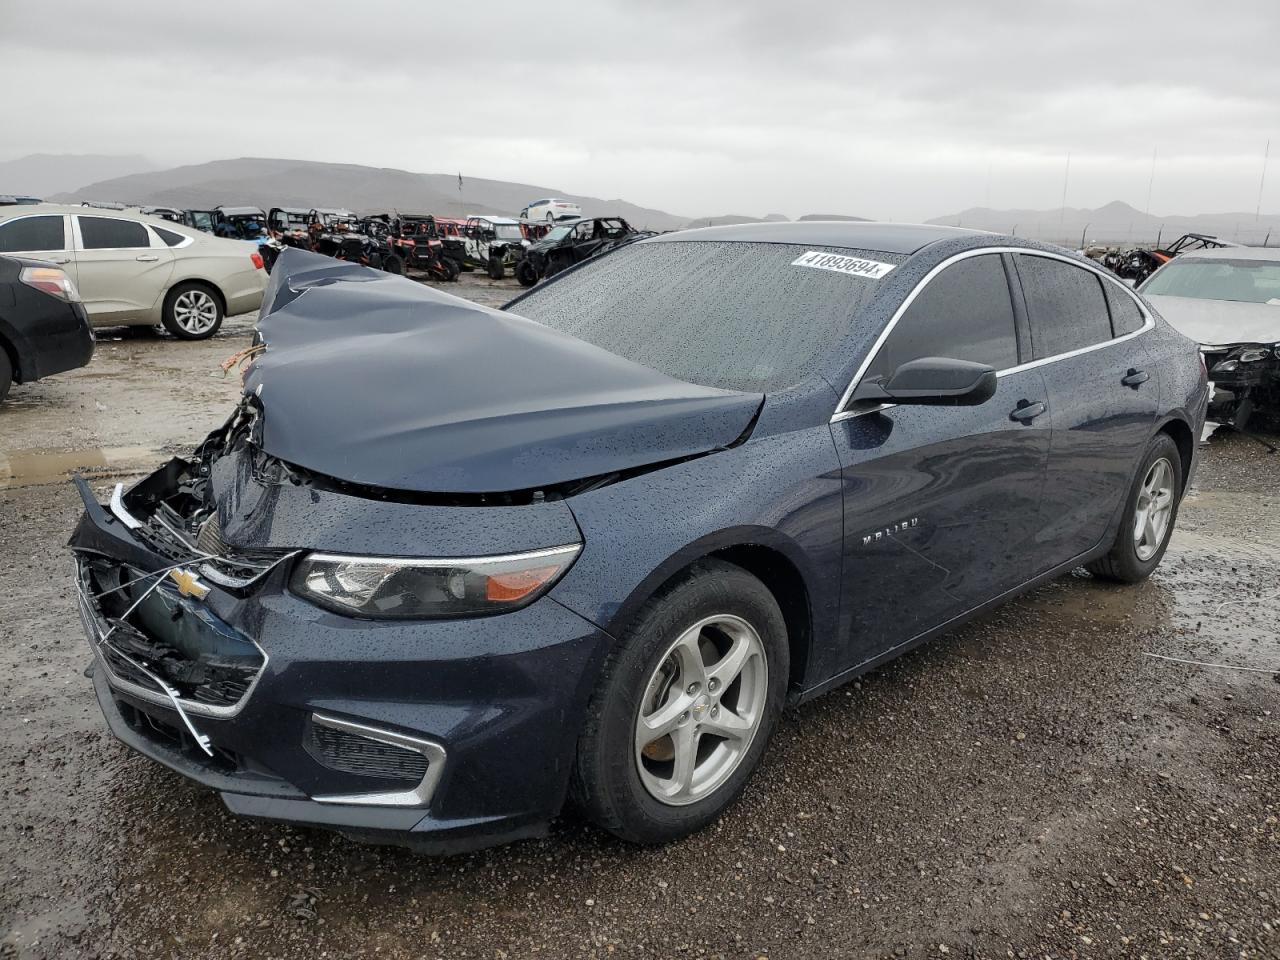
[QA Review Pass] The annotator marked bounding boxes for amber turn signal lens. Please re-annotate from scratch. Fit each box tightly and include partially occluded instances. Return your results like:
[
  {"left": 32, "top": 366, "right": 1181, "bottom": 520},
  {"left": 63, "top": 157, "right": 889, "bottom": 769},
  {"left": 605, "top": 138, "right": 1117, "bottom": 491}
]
[{"left": 485, "top": 564, "right": 562, "bottom": 601}]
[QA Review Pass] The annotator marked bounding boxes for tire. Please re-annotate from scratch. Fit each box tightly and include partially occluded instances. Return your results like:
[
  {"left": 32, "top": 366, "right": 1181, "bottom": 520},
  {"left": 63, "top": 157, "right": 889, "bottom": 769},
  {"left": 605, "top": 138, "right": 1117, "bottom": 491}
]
[
  {"left": 486, "top": 257, "right": 505, "bottom": 280},
  {"left": 161, "top": 283, "right": 223, "bottom": 340},
  {"left": 0, "top": 348, "right": 12, "bottom": 403},
  {"left": 382, "top": 254, "right": 404, "bottom": 275},
  {"left": 515, "top": 259, "right": 539, "bottom": 287},
  {"left": 1086, "top": 432, "right": 1183, "bottom": 583},
  {"left": 571, "top": 559, "right": 788, "bottom": 845}
]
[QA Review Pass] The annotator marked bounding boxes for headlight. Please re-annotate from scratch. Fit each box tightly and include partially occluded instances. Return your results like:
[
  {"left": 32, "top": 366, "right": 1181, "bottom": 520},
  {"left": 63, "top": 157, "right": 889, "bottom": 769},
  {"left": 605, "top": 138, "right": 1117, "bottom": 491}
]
[
  {"left": 289, "top": 545, "right": 581, "bottom": 619},
  {"left": 1238, "top": 348, "right": 1272, "bottom": 363},
  {"left": 1212, "top": 359, "right": 1239, "bottom": 373}
]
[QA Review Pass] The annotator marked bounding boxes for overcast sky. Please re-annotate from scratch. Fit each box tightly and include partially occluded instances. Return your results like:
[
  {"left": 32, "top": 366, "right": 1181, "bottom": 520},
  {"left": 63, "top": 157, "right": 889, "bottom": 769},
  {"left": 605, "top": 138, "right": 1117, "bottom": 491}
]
[{"left": 2, "top": 0, "right": 1277, "bottom": 221}]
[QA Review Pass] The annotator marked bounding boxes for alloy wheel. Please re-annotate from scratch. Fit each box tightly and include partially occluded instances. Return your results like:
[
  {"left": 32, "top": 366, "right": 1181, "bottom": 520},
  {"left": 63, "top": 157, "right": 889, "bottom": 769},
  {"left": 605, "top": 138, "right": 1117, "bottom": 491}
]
[
  {"left": 634, "top": 614, "right": 768, "bottom": 806},
  {"left": 1133, "top": 456, "right": 1175, "bottom": 561},
  {"left": 173, "top": 290, "right": 218, "bottom": 336}
]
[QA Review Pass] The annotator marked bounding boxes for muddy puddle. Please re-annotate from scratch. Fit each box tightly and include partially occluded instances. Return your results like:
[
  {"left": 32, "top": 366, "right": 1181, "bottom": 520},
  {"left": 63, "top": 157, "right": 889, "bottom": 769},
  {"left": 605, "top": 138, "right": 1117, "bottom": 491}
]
[{"left": 0, "top": 445, "right": 162, "bottom": 489}]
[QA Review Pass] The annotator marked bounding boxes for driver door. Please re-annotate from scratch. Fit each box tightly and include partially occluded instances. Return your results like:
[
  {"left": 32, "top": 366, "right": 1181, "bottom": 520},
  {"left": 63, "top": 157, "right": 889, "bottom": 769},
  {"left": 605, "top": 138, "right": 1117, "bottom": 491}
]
[{"left": 830, "top": 252, "right": 1051, "bottom": 669}]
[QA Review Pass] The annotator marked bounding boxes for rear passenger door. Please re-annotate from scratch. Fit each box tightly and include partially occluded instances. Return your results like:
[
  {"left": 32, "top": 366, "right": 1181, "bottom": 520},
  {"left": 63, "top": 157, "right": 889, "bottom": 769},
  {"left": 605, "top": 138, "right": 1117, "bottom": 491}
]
[
  {"left": 1012, "top": 253, "right": 1157, "bottom": 562},
  {"left": 831, "top": 252, "right": 1052, "bottom": 668},
  {"left": 72, "top": 216, "right": 175, "bottom": 323}
]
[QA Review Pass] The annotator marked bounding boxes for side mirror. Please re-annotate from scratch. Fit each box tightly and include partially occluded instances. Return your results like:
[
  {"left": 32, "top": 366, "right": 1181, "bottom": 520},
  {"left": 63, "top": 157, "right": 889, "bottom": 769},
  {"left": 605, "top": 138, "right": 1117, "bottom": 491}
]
[{"left": 853, "top": 357, "right": 997, "bottom": 406}]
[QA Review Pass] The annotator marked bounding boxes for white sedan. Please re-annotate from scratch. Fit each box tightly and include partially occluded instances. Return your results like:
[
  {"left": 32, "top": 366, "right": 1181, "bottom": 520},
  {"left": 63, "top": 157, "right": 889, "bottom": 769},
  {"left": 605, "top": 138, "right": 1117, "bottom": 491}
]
[
  {"left": 0, "top": 204, "right": 267, "bottom": 339},
  {"left": 519, "top": 198, "right": 582, "bottom": 222}
]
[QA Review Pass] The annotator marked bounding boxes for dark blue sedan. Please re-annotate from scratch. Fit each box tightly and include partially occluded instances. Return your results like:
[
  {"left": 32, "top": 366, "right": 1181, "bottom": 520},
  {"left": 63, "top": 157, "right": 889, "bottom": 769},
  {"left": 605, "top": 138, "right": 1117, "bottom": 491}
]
[{"left": 69, "top": 223, "right": 1206, "bottom": 851}]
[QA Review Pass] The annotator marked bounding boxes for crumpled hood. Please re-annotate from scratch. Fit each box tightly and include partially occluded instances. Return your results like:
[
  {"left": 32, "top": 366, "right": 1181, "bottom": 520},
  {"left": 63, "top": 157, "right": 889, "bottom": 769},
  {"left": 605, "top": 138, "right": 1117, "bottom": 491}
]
[
  {"left": 1145, "top": 293, "right": 1280, "bottom": 346},
  {"left": 244, "top": 248, "right": 762, "bottom": 494}
]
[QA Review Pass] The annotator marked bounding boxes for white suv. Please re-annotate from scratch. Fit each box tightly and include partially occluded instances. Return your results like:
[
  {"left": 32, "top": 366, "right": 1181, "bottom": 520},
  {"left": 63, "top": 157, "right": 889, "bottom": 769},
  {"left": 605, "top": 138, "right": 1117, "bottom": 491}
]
[
  {"left": 0, "top": 204, "right": 268, "bottom": 339},
  {"left": 519, "top": 198, "right": 583, "bottom": 222}
]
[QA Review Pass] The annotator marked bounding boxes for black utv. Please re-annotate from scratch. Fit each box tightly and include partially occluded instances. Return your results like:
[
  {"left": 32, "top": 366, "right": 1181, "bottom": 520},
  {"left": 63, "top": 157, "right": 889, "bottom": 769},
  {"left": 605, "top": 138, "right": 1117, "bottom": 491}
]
[{"left": 515, "top": 217, "right": 647, "bottom": 287}]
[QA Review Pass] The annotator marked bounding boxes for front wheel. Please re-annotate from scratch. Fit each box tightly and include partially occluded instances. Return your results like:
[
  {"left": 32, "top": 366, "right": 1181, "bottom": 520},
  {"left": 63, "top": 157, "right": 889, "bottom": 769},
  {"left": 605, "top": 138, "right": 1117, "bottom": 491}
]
[
  {"left": 381, "top": 254, "right": 404, "bottom": 275},
  {"left": 515, "top": 259, "right": 539, "bottom": 287},
  {"left": 0, "top": 349, "right": 12, "bottom": 403},
  {"left": 571, "top": 559, "right": 788, "bottom": 844},
  {"left": 486, "top": 257, "right": 505, "bottom": 280},
  {"left": 161, "top": 283, "right": 223, "bottom": 340},
  {"left": 1087, "top": 432, "right": 1183, "bottom": 583}
]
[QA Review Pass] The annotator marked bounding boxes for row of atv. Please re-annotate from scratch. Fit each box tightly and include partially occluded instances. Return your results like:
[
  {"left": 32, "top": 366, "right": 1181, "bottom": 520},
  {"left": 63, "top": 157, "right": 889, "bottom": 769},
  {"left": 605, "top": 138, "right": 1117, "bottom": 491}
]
[{"left": 217, "top": 205, "right": 651, "bottom": 285}]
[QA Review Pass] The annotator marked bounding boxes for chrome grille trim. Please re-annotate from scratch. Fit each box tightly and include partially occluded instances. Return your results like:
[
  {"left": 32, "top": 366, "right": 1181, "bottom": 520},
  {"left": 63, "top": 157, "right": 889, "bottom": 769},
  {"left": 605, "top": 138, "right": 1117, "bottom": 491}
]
[{"left": 309, "top": 714, "right": 447, "bottom": 808}]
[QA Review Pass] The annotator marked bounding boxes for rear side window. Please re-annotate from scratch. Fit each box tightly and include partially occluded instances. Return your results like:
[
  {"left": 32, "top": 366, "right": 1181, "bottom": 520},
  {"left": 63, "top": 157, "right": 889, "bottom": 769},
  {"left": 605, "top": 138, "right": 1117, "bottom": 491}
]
[
  {"left": 154, "top": 226, "right": 188, "bottom": 247},
  {"left": 1017, "top": 255, "right": 1112, "bottom": 359},
  {"left": 78, "top": 216, "right": 149, "bottom": 249},
  {"left": 865, "top": 253, "right": 1018, "bottom": 380},
  {"left": 0, "top": 215, "right": 65, "bottom": 252},
  {"left": 1104, "top": 283, "right": 1145, "bottom": 336}
]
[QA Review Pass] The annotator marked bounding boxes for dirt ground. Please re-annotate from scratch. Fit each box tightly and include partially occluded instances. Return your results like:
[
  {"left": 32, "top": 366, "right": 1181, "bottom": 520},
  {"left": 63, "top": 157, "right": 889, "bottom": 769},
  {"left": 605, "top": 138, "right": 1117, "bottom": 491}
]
[{"left": 1, "top": 272, "right": 1277, "bottom": 960}]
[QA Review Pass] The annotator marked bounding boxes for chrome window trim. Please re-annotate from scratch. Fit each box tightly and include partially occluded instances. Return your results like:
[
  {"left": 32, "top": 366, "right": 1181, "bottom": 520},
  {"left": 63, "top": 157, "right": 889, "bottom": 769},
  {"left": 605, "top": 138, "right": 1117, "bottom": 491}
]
[
  {"left": 309, "top": 713, "right": 447, "bottom": 808},
  {"left": 302, "top": 543, "right": 582, "bottom": 568},
  {"left": 831, "top": 246, "right": 1155, "bottom": 423},
  {"left": 0, "top": 212, "right": 72, "bottom": 253}
]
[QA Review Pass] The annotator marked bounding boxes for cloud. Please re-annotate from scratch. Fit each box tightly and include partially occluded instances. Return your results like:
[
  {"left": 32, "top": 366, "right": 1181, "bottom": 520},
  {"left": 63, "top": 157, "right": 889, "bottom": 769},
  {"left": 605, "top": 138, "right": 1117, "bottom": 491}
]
[{"left": 2, "top": 0, "right": 1276, "bottom": 219}]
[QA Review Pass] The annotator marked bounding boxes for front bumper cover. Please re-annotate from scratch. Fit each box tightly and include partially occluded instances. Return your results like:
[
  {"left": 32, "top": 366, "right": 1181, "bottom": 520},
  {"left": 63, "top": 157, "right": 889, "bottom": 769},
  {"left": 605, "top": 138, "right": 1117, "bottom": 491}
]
[{"left": 69, "top": 475, "right": 610, "bottom": 853}]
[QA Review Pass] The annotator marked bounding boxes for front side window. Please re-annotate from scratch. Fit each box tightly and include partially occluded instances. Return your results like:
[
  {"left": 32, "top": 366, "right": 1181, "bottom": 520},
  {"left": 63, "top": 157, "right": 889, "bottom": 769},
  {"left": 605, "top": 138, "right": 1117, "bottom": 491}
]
[
  {"left": 1140, "top": 257, "right": 1280, "bottom": 304},
  {"left": 1017, "top": 255, "right": 1112, "bottom": 359},
  {"left": 863, "top": 253, "right": 1018, "bottom": 381},
  {"left": 513, "top": 240, "right": 899, "bottom": 392},
  {"left": 78, "top": 216, "right": 149, "bottom": 250},
  {"left": 0, "top": 215, "right": 65, "bottom": 252}
]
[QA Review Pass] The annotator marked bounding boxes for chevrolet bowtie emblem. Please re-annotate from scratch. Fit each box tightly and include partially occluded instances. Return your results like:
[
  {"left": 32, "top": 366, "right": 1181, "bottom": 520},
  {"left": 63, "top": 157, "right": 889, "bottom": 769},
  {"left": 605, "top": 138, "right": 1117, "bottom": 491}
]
[{"left": 169, "top": 567, "right": 210, "bottom": 599}]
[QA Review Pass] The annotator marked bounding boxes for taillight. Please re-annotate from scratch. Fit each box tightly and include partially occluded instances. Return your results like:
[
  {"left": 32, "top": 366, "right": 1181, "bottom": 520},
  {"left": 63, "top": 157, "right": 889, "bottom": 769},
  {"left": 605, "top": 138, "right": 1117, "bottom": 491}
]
[
  {"left": 20, "top": 265, "right": 81, "bottom": 303},
  {"left": 250, "top": 252, "right": 265, "bottom": 270}
]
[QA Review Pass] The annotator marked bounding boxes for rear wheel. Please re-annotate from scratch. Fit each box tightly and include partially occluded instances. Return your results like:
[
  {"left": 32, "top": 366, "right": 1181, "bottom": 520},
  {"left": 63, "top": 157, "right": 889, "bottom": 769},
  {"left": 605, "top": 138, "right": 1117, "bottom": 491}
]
[
  {"left": 1087, "top": 432, "right": 1183, "bottom": 583},
  {"left": 0, "top": 349, "right": 12, "bottom": 403},
  {"left": 382, "top": 254, "right": 404, "bottom": 275},
  {"left": 161, "top": 283, "right": 223, "bottom": 340},
  {"left": 571, "top": 559, "right": 787, "bottom": 844}
]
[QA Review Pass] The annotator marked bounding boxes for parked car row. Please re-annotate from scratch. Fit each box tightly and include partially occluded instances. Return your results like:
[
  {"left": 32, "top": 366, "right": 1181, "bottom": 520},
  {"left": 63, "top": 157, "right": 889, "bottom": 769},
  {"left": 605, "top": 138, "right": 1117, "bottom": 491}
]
[{"left": 0, "top": 204, "right": 267, "bottom": 341}]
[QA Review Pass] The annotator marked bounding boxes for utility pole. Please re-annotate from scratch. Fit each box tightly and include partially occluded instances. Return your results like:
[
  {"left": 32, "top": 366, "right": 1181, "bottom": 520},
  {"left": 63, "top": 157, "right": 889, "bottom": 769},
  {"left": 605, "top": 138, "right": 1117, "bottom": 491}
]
[
  {"left": 1145, "top": 147, "right": 1157, "bottom": 217},
  {"left": 1256, "top": 140, "right": 1270, "bottom": 221},
  {"left": 1059, "top": 152, "right": 1071, "bottom": 237}
]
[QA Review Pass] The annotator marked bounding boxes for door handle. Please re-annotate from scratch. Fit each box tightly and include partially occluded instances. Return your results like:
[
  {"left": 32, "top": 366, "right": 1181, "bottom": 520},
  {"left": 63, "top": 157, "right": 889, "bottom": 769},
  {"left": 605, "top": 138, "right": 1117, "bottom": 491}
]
[
  {"left": 1121, "top": 368, "right": 1150, "bottom": 388},
  {"left": 136, "top": 254, "right": 159, "bottom": 262},
  {"left": 45, "top": 256, "right": 71, "bottom": 265},
  {"left": 1010, "top": 399, "right": 1047, "bottom": 423}
]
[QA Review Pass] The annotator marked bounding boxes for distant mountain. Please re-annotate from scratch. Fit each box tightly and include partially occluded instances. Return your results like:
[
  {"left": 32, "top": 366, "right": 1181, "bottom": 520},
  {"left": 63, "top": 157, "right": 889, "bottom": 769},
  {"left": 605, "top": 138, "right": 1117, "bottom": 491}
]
[
  {"left": 797, "top": 213, "right": 870, "bottom": 222},
  {"left": 928, "top": 200, "right": 1280, "bottom": 247},
  {"left": 0, "top": 153, "right": 157, "bottom": 198},
  {"left": 49, "top": 157, "right": 691, "bottom": 231},
  {"left": 682, "top": 214, "right": 785, "bottom": 228}
]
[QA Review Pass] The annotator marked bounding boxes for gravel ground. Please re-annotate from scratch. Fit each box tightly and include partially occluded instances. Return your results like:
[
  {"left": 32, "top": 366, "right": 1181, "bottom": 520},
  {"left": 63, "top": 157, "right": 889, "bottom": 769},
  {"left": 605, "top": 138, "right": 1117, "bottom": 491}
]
[{"left": 1, "top": 272, "right": 1277, "bottom": 959}]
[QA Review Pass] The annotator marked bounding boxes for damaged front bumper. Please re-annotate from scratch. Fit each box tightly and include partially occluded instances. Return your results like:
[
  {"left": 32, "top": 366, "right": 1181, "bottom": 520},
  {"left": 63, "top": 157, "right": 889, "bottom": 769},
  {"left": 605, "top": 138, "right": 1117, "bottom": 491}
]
[{"left": 68, "top": 449, "right": 610, "bottom": 853}]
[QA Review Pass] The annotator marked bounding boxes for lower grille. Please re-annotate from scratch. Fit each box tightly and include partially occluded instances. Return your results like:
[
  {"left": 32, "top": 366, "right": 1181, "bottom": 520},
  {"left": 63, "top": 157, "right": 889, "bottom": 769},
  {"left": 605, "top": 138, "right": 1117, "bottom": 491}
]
[{"left": 306, "top": 722, "right": 430, "bottom": 782}]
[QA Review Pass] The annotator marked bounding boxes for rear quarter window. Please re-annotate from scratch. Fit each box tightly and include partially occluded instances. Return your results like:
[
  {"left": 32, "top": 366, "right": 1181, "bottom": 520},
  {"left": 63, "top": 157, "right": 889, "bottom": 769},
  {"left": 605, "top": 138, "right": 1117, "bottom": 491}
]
[{"left": 1103, "top": 282, "right": 1145, "bottom": 336}]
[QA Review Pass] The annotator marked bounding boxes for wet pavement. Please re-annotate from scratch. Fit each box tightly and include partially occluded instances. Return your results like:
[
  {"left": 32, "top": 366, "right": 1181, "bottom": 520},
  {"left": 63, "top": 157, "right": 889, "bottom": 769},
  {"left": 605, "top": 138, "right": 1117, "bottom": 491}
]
[{"left": 1, "top": 272, "right": 1277, "bottom": 959}]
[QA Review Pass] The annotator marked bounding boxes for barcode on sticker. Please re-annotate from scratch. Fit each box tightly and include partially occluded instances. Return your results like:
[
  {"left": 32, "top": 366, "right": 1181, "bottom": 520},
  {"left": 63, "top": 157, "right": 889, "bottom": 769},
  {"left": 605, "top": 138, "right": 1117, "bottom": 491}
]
[{"left": 792, "top": 251, "right": 895, "bottom": 279}]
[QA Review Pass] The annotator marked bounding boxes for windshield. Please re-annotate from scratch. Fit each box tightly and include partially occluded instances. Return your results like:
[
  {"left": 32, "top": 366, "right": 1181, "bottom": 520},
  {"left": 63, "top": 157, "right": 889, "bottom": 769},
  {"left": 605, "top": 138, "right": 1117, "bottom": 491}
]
[
  {"left": 492, "top": 224, "right": 523, "bottom": 240},
  {"left": 510, "top": 240, "right": 900, "bottom": 392},
  {"left": 543, "top": 225, "right": 572, "bottom": 242},
  {"left": 1141, "top": 258, "right": 1280, "bottom": 304}
]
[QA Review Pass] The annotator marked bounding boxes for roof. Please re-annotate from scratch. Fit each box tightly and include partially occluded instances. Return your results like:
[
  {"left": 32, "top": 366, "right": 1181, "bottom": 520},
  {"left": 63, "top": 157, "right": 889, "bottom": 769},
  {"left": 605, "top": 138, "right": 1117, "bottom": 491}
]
[
  {"left": 0, "top": 202, "right": 177, "bottom": 227},
  {"left": 471, "top": 215, "right": 521, "bottom": 224},
  {"left": 217, "top": 206, "right": 265, "bottom": 216},
  {"left": 652, "top": 221, "right": 985, "bottom": 254},
  {"left": 1167, "top": 246, "right": 1280, "bottom": 263}
]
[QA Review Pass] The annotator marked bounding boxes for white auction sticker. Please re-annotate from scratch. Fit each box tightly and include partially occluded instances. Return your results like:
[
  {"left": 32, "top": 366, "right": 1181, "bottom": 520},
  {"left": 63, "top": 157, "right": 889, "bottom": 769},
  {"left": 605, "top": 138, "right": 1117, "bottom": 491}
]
[{"left": 791, "top": 250, "right": 896, "bottom": 279}]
